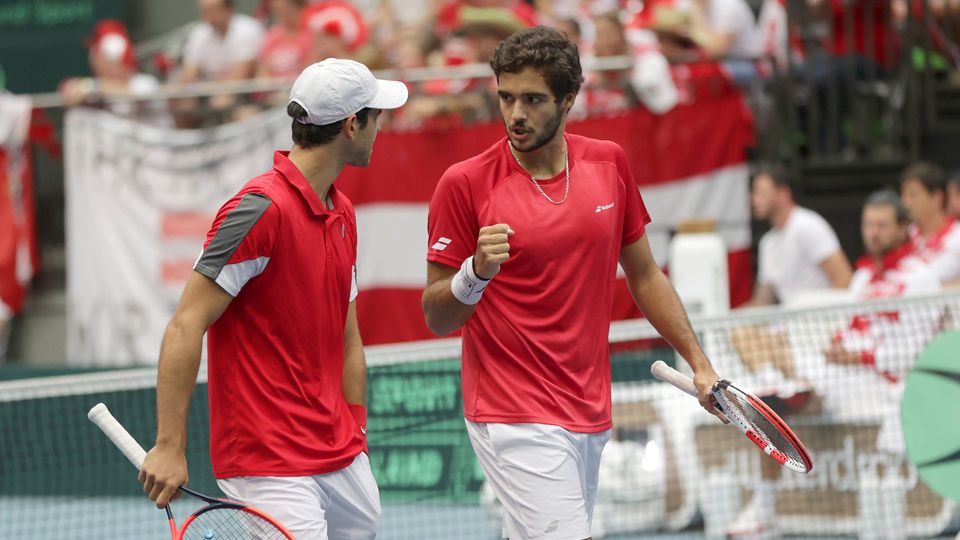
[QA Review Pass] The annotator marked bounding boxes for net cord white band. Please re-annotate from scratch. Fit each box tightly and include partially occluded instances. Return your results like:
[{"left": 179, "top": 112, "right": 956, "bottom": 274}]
[
  {"left": 450, "top": 256, "right": 491, "bottom": 305},
  {"left": 87, "top": 403, "right": 148, "bottom": 470}
]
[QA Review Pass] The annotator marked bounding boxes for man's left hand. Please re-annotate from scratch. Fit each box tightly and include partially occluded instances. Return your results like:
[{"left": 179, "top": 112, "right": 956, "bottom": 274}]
[{"left": 693, "top": 366, "right": 729, "bottom": 423}]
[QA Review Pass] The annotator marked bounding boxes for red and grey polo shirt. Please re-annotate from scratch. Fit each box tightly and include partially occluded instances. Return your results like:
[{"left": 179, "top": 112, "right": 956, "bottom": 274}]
[{"left": 195, "top": 150, "right": 364, "bottom": 478}]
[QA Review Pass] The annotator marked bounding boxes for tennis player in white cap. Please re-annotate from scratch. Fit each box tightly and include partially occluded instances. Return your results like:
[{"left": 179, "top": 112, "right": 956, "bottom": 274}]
[{"left": 139, "top": 58, "right": 407, "bottom": 539}]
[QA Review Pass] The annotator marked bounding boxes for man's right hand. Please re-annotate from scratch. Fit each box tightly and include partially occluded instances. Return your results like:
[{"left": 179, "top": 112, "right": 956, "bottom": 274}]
[
  {"left": 475, "top": 224, "right": 514, "bottom": 279},
  {"left": 139, "top": 444, "right": 189, "bottom": 508}
]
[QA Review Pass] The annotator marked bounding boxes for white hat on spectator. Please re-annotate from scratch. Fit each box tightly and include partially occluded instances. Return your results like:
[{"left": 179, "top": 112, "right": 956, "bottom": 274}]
[{"left": 289, "top": 58, "right": 408, "bottom": 126}]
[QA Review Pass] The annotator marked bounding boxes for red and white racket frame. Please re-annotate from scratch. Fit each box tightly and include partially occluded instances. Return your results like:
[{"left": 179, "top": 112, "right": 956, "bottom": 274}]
[{"left": 651, "top": 361, "right": 813, "bottom": 474}]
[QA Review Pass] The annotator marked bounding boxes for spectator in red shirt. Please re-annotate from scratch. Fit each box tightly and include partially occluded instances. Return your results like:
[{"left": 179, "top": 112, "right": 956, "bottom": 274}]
[
  {"left": 256, "top": 0, "right": 308, "bottom": 80},
  {"left": 573, "top": 12, "right": 635, "bottom": 119}
]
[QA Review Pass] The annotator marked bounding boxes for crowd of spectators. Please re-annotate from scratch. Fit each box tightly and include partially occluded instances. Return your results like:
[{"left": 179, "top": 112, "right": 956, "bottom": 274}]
[
  {"left": 59, "top": 0, "right": 960, "bottom": 130},
  {"left": 727, "top": 160, "right": 960, "bottom": 536}
]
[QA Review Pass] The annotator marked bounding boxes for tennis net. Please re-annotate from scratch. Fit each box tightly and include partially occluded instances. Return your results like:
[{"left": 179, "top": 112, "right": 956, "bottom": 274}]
[{"left": 2, "top": 292, "right": 959, "bottom": 538}]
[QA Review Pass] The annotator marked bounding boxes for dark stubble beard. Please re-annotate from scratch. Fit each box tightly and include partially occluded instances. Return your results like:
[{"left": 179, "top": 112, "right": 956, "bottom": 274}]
[{"left": 512, "top": 102, "right": 564, "bottom": 153}]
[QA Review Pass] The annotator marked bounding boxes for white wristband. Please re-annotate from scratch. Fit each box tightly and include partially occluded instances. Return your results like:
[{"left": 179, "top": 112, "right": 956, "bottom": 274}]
[{"left": 451, "top": 256, "right": 491, "bottom": 305}]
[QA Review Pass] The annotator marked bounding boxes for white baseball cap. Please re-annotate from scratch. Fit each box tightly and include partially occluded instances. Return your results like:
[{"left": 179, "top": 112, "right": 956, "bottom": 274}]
[{"left": 289, "top": 58, "right": 408, "bottom": 126}]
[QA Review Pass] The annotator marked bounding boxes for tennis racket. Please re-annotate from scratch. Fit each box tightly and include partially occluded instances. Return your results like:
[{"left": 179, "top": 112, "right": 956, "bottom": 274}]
[
  {"left": 650, "top": 361, "right": 814, "bottom": 474},
  {"left": 87, "top": 403, "right": 295, "bottom": 539}
]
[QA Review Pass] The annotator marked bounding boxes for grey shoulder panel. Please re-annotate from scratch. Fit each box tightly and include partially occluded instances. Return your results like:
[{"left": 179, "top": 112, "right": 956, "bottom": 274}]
[{"left": 195, "top": 193, "right": 273, "bottom": 279}]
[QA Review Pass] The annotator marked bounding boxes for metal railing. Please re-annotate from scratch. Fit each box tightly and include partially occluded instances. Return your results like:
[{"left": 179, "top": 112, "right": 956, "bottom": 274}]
[
  {"left": 766, "top": 0, "right": 956, "bottom": 167},
  {"left": 27, "top": 55, "right": 634, "bottom": 110}
]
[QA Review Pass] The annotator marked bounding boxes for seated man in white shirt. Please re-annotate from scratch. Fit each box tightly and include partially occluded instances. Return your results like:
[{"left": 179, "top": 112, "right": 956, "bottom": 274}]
[
  {"left": 900, "top": 161, "right": 960, "bottom": 286},
  {"left": 727, "top": 190, "right": 941, "bottom": 538},
  {"left": 173, "top": 0, "right": 266, "bottom": 126},
  {"left": 749, "top": 165, "right": 853, "bottom": 306},
  {"left": 180, "top": 0, "right": 265, "bottom": 83}
]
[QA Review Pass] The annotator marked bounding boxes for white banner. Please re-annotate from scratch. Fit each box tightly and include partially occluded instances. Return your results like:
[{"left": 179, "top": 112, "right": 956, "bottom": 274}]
[{"left": 65, "top": 108, "right": 292, "bottom": 365}]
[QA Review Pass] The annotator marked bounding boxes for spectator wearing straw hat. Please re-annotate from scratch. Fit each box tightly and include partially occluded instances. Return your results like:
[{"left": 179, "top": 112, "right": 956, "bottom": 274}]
[{"left": 138, "top": 59, "right": 408, "bottom": 539}]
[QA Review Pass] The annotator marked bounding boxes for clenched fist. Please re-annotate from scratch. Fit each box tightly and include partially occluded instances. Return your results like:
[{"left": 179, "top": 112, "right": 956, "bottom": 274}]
[{"left": 475, "top": 224, "right": 514, "bottom": 279}]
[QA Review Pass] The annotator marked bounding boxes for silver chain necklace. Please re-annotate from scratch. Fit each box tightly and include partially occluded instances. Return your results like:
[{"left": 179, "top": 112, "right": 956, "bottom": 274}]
[{"left": 509, "top": 142, "right": 570, "bottom": 205}]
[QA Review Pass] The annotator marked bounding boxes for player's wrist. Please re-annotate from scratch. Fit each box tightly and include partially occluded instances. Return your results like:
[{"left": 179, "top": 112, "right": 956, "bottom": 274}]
[
  {"left": 451, "top": 256, "right": 491, "bottom": 305},
  {"left": 472, "top": 256, "right": 495, "bottom": 280},
  {"left": 155, "top": 431, "right": 187, "bottom": 451}
]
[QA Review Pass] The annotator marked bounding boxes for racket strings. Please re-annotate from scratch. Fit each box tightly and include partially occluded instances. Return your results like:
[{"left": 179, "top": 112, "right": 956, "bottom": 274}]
[
  {"left": 716, "top": 387, "right": 808, "bottom": 470},
  {"left": 181, "top": 507, "right": 289, "bottom": 539}
]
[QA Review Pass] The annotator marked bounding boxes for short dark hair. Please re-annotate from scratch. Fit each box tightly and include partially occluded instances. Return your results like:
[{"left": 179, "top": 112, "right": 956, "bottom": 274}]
[
  {"left": 286, "top": 102, "right": 370, "bottom": 149},
  {"left": 900, "top": 161, "right": 946, "bottom": 196},
  {"left": 489, "top": 26, "right": 584, "bottom": 101},
  {"left": 753, "top": 163, "right": 798, "bottom": 193},
  {"left": 864, "top": 189, "right": 909, "bottom": 224}
]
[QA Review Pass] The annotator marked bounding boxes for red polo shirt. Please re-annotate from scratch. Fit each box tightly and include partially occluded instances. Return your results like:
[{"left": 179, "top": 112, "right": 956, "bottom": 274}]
[
  {"left": 427, "top": 134, "right": 650, "bottom": 432},
  {"left": 195, "top": 151, "right": 364, "bottom": 478}
]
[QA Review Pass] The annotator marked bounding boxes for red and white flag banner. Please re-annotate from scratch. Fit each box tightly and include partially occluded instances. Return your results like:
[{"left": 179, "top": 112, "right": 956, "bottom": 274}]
[
  {"left": 0, "top": 93, "right": 38, "bottom": 322},
  {"left": 64, "top": 64, "right": 753, "bottom": 364}
]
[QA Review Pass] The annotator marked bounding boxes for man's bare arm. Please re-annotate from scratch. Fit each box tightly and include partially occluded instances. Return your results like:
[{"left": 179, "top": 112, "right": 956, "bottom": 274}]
[
  {"left": 140, "top": 271, "right": 232, "bottom": 507},
  {"left": 620, "top": 234, "right": 725, "bottom": 420},
  {"left": 820, "top": 250, "right": 853, "bottom": 288}
]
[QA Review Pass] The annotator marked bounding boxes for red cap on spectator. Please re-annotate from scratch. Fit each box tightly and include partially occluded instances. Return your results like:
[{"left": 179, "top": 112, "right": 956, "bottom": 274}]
[
  {"left": 87, "top": 20, "right": 137, "bottom": 69},
  {"left": 301, "top": 1, "right": 369, "bottom": 52}
]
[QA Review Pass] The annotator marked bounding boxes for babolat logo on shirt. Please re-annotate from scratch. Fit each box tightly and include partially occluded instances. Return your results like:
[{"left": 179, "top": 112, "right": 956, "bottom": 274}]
[
  {"left": 432, "top": 237, "right": 452, "bottom": 251},
  {"left": 596, "top": 202, "right": 615, "bottom": 213}
]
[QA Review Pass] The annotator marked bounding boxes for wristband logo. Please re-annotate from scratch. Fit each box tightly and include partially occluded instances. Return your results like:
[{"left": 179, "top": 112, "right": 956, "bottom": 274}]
[{"left": 431, "top": 237, "right": 452, "bottom": 251}]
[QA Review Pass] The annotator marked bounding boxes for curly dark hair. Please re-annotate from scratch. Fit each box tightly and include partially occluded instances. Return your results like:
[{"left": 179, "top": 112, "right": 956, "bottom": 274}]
[{"left": 489, "top": 26, "right": 584, "bottom": 102}]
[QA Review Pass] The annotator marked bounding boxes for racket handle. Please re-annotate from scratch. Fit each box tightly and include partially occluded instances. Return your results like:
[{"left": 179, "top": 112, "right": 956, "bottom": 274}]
[
  {"left": 88, "top": 403, "right": 147, "bottom": 470},
  {"left": 651, "top": 360, "right": 698, "bottom": 397}
]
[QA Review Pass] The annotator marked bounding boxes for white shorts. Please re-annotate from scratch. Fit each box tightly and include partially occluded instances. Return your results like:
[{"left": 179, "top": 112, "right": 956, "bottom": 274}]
[
  {"left": 216, "top": 453, "right": 381, "bottom": 540},
  {"left": 466, "top": 420, "right": 611, "bottom": 540}
]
